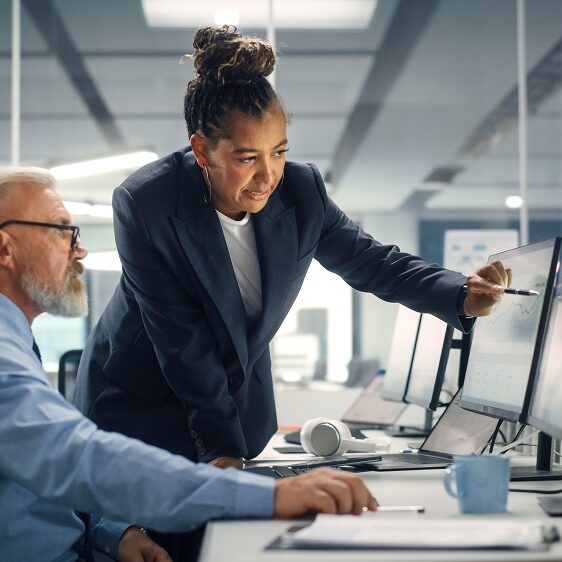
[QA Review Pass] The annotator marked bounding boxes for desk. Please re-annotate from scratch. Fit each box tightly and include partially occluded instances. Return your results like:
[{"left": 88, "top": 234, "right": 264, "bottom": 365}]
[{"left": 199, "top": 433, "right": 562, "bottom": 562}]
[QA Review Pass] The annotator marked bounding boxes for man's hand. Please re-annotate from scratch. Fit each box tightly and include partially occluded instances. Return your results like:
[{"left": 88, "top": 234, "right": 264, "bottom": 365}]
[
  {"left": 118, "top": 527, "right": 171, "bottom": 562},
  {"left": 464, "top": 260, "right": 512, "bottom": 317},
  {"left": 274, "top": 468, "right": 377, "bottom": 518},
  {"left": 210, "top": 456, "right": 244, "bottom": 469}
]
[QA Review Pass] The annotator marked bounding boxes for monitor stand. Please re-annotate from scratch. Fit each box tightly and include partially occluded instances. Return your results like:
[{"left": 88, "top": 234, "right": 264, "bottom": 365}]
[
  {"left": 510, "top": 432, "right": 562, "bottom": 482},
  {"left": 384, "top": 409, "right": 432, "bottom": 438}
]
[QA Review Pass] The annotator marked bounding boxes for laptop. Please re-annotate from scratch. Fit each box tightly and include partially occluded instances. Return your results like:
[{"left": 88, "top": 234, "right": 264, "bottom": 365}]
[
  {"left": 367, "top": 387, "right": 498, "bottom": 471},
  {"left": 246, "top": 388, "right": 496, "bottom": 478},
  {"left": 284, "top": 375, "right": 406, "bottom": 445}
]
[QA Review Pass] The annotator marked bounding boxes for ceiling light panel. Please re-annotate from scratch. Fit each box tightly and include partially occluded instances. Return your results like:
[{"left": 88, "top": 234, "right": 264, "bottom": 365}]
[
  {"left": 50, "top": 151, "right": 158, "bottom": 180},
  {"left": 142, "top": 1, "right": 376, "bottom": 30}
]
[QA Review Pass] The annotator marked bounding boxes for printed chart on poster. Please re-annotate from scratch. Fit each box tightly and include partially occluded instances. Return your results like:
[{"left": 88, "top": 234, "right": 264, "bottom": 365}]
[{"left": 444, "top": 229, "right": 519, "bottom": 274}]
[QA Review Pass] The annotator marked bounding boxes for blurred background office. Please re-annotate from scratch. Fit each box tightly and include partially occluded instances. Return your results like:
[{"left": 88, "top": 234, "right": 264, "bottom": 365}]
[{"left": 1, "top": 0, "right": 561, "bottom": 392}]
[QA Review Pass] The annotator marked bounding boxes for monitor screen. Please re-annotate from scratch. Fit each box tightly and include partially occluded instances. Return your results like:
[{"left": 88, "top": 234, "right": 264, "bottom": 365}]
[
  {"left": 460, "top": 238, "right": 560, "bottom": 422},
  {"left": 527, "top": 248, "right": 562, "bottom": 439},
  {"left": 381, "top": 305, "right": 421, "bottom": 403},
  {"left": 405, "top": 314, "right": 454, "bottom": 410}
]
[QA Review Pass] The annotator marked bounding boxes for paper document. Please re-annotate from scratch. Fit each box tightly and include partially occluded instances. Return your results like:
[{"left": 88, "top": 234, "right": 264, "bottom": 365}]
[{"left": 283, "top": 515, "right": 559, "bottom": 551}]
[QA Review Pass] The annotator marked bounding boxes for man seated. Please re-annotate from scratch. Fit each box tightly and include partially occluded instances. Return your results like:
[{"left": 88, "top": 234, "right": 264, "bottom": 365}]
[{"left": 0, "top": 167, "right": 376, "bottom": 562}]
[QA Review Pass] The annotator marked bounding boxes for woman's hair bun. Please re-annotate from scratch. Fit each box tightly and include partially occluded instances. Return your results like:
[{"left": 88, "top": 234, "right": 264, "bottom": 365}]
[{"left": 192, "top": 25, "right": 275, "bottom": 84}]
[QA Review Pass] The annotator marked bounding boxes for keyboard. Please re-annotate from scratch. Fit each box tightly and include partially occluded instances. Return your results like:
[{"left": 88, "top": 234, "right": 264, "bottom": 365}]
[{"left": 244, "top": 454, "right": 382, "bottom": 479}]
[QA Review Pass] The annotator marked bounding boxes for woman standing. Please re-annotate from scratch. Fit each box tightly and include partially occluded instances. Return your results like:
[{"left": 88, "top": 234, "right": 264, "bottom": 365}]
[{"left": 74, "top": 26, "right": 507, "bottom": 471}]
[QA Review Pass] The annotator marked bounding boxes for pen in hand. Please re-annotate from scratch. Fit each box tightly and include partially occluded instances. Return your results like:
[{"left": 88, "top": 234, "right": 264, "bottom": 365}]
[{"left": 503, "top": 288, "right": 540, "bottom": 296}]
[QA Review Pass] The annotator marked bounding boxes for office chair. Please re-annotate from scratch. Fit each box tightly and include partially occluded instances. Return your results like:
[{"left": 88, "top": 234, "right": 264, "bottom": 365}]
[
  {"left": 345, "top": 358, "right": 379, "bottom": 388},
  {"left": 57, "top": 349, "right": 83, "bottom": 400}
]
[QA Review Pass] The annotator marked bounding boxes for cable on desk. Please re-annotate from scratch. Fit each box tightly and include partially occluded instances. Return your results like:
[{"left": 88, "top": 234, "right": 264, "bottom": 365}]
[
  {"left": 494, "top": 427, "right": 539, "bottom": 455},
  {"left": 513, "top": 424, "right": 527, "bottom": 442},
  {"left": 488, "top": 420, "right": 503, "bottom": 454},
  {"left": 509, "top": 488, "right": 562, "bottom": 494}
]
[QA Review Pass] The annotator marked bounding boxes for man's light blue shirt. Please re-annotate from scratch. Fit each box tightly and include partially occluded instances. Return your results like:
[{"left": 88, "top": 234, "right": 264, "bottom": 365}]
[{"left": 0, "top": 294, "right": 274, "bottom": 562}]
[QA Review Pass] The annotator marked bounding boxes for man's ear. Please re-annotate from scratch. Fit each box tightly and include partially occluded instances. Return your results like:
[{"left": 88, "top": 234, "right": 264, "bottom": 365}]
[
  {"left": 0, "top": 231, "right": 14, "bottom": 267},
  {"left": 190, "top": 134, "right": 208, "bottom": 167}
]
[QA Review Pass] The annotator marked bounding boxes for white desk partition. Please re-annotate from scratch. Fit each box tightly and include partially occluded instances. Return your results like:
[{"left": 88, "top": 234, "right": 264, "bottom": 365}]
[{"left": 199, "top": 432, "right": 562, "bottom": 562}]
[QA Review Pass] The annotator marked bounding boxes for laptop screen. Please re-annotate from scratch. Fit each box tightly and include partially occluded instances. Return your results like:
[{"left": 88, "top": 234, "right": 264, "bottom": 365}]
[{"left": 420, "top": 388, "right": 498, "bottom": 456}]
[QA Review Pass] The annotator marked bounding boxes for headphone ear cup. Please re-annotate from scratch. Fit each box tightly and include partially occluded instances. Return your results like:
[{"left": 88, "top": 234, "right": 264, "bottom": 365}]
[
  {"left": 300, "top": 417, "right": 329, "bottom": 455},
  {"left": 328, "top": 420, "right": 353, "bottom": 456},
  {"left": 303, "top": 418, "right": 344, "bottom": 457}
]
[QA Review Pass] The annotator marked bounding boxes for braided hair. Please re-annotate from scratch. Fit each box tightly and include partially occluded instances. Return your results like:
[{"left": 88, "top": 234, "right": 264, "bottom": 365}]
[{"left": 184, "top": 26, "right": 281, "bottom": 146}]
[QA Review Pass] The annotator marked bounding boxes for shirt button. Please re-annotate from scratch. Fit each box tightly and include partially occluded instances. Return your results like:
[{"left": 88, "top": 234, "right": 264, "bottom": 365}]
[
  {"left": 190, "top": 430, "right": 198, "bottom": 438},
  {"left": 229, "top": 376, "right": 241, "bottom": 387},
  {"left": 195, "top": 438, "right": 203, "bottom": 447},
  {"left": 198, "top": 447, "right": 207, "bottom": 456}
]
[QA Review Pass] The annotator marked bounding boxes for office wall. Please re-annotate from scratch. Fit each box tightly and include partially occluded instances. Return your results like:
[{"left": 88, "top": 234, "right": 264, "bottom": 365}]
[{"left": 355, "top": 208, "right": 419, "bottom": 369}]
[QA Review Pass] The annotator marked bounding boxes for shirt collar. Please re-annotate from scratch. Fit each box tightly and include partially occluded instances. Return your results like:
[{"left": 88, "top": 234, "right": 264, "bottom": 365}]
[{"left": 0, "top": 293, "right": 34, "bottom": 348}]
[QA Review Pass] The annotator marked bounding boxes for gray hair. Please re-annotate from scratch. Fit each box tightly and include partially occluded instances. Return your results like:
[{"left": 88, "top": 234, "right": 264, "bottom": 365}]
[{"left": 0, "top": 166, "right": 56, "bottom": 203}]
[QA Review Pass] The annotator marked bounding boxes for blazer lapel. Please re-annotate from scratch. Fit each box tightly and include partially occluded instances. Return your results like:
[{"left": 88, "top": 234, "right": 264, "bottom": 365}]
[
  {"left": 171, "top": 153, "right": 248, "bottom": 372},
  {"left": 252, "top": 193, "right": 299, "bottom": 344}
]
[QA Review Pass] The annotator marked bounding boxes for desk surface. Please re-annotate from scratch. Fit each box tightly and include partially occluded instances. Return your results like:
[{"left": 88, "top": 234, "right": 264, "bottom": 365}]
[{"left": 199, "top": 432, "right": 562, "bottom": 562}]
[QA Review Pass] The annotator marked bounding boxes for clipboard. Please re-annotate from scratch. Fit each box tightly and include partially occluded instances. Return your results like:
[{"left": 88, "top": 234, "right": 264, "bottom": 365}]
[{"left": 267, "top": 515, "right": 560, "bottom": 551}]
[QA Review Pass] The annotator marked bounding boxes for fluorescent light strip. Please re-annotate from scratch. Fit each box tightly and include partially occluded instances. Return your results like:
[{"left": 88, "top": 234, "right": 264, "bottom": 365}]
[
  {"left": 142, "top": 0, "right": 376, "bottom": 29},
  {"left": 64, "top": 201, "right": 113, "bottom": 218},
  {"left": 50, "top": 151, "right": 158, "bottom": 180}
]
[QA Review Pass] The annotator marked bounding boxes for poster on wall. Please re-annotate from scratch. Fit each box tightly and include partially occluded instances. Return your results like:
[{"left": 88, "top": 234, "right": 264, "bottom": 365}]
[{"left": 444, "top": 229, "right": 520, "bottom": 275}]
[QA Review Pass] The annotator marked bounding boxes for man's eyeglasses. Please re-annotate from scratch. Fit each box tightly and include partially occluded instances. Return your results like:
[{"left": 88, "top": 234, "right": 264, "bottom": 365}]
[{"left": 0, "top": 220, "right": 81, "bottom": 250}]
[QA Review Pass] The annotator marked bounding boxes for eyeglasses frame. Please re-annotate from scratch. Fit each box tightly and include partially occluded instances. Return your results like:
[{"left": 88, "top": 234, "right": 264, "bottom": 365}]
[{"left": 0, "top": 220, "right": 81, "bottom": 250}]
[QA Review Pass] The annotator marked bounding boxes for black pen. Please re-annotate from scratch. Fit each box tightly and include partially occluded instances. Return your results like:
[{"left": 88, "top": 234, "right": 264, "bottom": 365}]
[{"left": 503, "top": 288, "right": 540, "bottom": 296}]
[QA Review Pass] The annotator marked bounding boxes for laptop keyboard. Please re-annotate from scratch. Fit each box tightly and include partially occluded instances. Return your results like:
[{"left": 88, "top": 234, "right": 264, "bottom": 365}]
[
  {"left": 380, "top": 453, "right": 448, "bottom": 465},
  {"left": 245, "top": 454, "right": 383, "bottom": 478}
]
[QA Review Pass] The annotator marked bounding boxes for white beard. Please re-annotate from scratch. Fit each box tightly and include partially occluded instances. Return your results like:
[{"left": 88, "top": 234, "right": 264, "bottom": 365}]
[{"left": 21, "top": 266, "right": 88, "bottom": 318}]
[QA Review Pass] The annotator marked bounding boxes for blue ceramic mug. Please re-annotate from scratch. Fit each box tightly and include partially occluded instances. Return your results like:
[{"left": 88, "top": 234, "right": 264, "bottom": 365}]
[{"left": 444, "top": 454, "right": 510, "bottom": 513}]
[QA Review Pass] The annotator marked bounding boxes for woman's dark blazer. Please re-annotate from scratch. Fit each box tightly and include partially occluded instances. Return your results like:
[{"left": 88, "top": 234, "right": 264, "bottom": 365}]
[{"left": 73, "top": 147, "right": 468, "bottom": 462}]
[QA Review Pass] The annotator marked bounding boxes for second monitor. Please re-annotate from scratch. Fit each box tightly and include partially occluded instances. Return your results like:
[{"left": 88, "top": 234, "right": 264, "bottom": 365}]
[{"left": 404, "top": 314, "right": 454, "bottom": 411}]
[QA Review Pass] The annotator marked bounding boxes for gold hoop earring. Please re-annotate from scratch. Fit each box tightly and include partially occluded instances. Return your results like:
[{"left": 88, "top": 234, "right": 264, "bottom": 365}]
[{"left": 202, "top": 166, "right": 212, "bottom": 204}]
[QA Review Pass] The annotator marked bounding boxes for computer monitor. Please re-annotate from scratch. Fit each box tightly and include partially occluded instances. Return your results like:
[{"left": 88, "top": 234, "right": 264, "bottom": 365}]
[
  {"left": 460, "top": 237, "right": 561, "bottom": 423},
  {"left": 404, "top": 314, "right": 454, "bottom": 411},
  {"left": 527, "top": 245, "right": 562, "bottom": 439},
  {"left": 381, "top": 305, "right": 421, "bottom": 403}
]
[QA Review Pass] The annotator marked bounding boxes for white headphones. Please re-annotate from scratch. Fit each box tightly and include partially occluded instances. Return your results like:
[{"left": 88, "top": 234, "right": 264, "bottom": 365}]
[{"left": 300, "top": 417, "right": 383, "bottom": 457}]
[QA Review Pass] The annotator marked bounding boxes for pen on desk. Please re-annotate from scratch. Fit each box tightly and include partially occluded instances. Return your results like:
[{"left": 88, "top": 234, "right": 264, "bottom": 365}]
[
  {"left": 377, "top": 505, "right": 425, "bottom": 513},
  {"left": 364, "top": 505, "right": 425, "bottom": 513},
  {"left": 503, "top": 288, "right": 540, "bottom": 296}
]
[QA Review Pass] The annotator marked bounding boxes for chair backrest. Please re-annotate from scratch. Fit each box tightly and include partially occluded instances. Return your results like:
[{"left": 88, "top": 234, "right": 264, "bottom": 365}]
[
  {"left": 345, "top": 357, "right": 379, "bottom": 388},
  {"left": 58, "top": 349, "right": 83, "bottom": 399}
]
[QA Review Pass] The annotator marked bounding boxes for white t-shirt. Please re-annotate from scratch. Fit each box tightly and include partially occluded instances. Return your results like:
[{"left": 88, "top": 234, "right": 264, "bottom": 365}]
[{"left": 216, "top": 210, "right": 262, "bottom": 320}]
